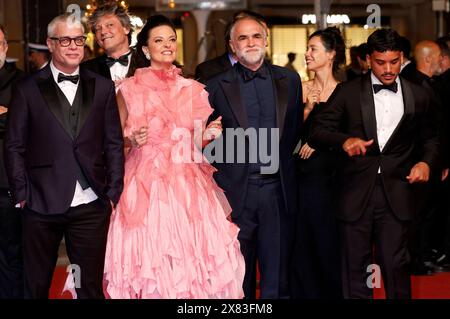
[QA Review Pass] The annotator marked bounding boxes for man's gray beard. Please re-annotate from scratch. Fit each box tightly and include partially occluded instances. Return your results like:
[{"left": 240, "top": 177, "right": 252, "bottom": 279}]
[{"left": 237, "top": 49, "right": 265, "bottom": 67}]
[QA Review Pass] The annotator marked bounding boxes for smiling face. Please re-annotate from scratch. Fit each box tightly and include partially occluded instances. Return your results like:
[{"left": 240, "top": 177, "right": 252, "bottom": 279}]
[
  {"left": 367, "top": 50, "right": 403, "bottom": 85},
  {"left": 94, "top": 14, "right": 130, "bottom": 57},
  {"left": 229, "top": 18, "right": 267, "bottom": 71},
  {"left": 143, "top": 25, "right": 177, "bottom": 70},
  {"left": 305, "top": 35, "right": 334, "bottom": 72},
  {"left": 46, "top": 22, "right": 84, "bottom": 74}
]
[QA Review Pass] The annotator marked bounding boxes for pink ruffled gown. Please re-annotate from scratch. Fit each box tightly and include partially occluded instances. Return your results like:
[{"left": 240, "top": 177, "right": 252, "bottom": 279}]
[{"left": 104, "top": 66, "right": 245, "bottom": 299}]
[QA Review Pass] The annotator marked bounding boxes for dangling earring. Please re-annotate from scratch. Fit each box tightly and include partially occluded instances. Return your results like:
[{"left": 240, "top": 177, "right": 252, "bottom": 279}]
[{"left": 145, "top": 52, "right": 151, "bottom": 60}]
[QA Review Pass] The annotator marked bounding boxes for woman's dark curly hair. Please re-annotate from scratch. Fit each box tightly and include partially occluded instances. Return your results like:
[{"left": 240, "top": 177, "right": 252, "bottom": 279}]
[
  {"left": 127, "top": 15, "right": 176, "bottom": 76},
  {"left": 309, "top": 26, "right": 346, "bottom": 77}
]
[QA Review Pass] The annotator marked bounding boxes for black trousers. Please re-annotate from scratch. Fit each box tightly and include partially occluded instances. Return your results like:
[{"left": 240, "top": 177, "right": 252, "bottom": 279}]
[
  {"left": 21, "top": 198, "right": 111, "bottom": 299},
  {"left": 0, "top": 189, "right": 23, "bottom": 299},
  {"left": 232, "top": 177, "right": 294, "bottom": 299},
  {"left": 409, "top": 175, "right": 440, "bottom": 264},
  {"left": 340, "top": 176, "right": 411, "bottom": 299}
]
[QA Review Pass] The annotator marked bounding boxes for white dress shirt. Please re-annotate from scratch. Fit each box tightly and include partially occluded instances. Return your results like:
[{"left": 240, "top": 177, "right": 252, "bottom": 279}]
[
  {"left": 108, "top": 51, "right": 131, "bottom": 81},
  {"left": 50, "top": 61, "right": 98, "bottom": 207},
  {"left": 372, "top": 73, "right": 404, "bottom": 151},
  {"left": 371, "top": 73, "right": 404, "bottom": 173}
]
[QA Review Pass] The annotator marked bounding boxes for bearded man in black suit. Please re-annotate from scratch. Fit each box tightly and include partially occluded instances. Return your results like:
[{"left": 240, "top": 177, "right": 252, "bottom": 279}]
[{"left": 205, "top": 14, "right": 302, "bottom": 299}]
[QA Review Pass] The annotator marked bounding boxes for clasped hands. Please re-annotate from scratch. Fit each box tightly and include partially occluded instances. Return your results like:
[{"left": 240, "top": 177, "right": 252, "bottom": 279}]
[
  {"left": 202, "top": 116, "right": 223, "bottom": 147},
  {"left": 130, "top": 126, "right": 148, "bottom": 148},
  {"left": 129, "top": 116, "right": 223, "bottom": 149},
  {"left": 342, "top": 137, "right": 430, "bottom": 184}
]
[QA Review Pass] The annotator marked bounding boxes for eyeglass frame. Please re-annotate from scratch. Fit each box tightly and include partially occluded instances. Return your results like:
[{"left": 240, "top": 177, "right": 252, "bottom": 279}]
[{"left": 49, "top": 36, "right": 87, "bottom": 47}]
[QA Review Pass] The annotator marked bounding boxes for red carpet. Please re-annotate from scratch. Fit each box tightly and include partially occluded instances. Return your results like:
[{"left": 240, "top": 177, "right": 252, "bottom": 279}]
[
  {"left": 49, "top": 266, "right": 450, "bottom": 299},
  {"left": 373, "top": 272, "right": 450, "bottom": 299}
]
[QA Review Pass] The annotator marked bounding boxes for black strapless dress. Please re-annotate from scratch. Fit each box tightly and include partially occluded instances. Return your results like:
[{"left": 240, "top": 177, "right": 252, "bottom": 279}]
[{"left": 291, "top": 102, "right": 342, "bottom": 299}]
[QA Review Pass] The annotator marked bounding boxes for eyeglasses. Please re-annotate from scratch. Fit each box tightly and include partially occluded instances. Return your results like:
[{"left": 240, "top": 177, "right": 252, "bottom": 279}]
[{"left": 50, "top": 36, "right": 86, "bottom": 47}]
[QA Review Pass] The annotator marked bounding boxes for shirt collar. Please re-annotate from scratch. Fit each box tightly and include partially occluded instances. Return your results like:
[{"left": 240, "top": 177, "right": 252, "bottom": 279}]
[
  {"left": 50, "top": 60, "right": 79, "bottom": 84},
  {"left": 400, "top": 60, "right": 411, "bottom": 71},
  {"left": 228, "top": 53, "right": 238, "bottom": 66}
]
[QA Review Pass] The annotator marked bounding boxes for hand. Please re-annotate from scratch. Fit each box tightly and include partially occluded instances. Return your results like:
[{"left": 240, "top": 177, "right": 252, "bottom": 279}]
[
  {"left": 342, "top": 138, "right": 374, "bottom": 157},
  {"left": 0, "top": 105, "right": 8, "bottom": 115},
  {"left": 442, "top": 168, "right": 449, "bottom": 182},
  {"left": 406, "top": 162, "right": 430, "bottom": 184},
  {"left": 299, "top": 143, "right": 315, "bottom": 159},
  {"left": 131, "top": 126, "right": 148, "bottom": 148},
  {"left": 204, "top": 116, "right": 222, "bottom": 141},
  {"left": 306, "top": 89, "right": 320, "bottom": 108}
]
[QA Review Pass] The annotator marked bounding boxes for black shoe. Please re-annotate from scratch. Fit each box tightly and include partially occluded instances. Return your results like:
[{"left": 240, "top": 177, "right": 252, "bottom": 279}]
[
  {"left": 424, "top": 261, "right": 446, "bottom": 273},
  {"left": 435, "top": 254, "right": 450, "bottom": 267},
  {"left": 410, "top": 262, "right": 435, "bottom": 276}
]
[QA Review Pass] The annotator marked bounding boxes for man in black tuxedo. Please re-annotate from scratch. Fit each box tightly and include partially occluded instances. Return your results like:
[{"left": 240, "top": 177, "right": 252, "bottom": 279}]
[
  {"left": 0, "top": 24, "right": 26, "bottom": 299},
  {"left": 309, "top": 29, "right": 439, "bottom": 299},
  {"left": 434, "top": 36, "right": 450, "bottom": 267},
  {"left": 399, "top": 36, "right": 416, "bottom": 80},
  {"left": 4, "top": 14, "right": 124, "bottom": 299},
  {"left": 195, "top": 22, "right": 235, "bottom": 84},
  {"left": 195, "top": 51, "right": 235, "bottom": 85},
  {"left": 196, "top": 11, "right": 268, "bottom": 84},
  {"left": 82, "top": 3, "right": 134, "bottom": 81},
  {"left": 401, "top": 40, "right": 446, "bottom": 275},
  {"left": 205, "top": 15, "right": 302, "bottom": 298}
]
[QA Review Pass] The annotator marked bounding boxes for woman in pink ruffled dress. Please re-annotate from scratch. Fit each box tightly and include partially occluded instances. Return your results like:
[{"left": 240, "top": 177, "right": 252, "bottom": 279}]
[{"left": 103, "top": 15, "right": 245, "bottom": 299}]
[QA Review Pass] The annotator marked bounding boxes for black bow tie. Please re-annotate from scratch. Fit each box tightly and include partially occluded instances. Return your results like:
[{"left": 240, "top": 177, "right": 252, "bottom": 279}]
[
  {"left": 241, "top": 66, "right": 268, "bottom": 82},
  {"left": 373, "top": 82, "right": 398, "bottom": 94},
  {"left": 105, "top": 52, "right": 130, "bottom": 67},
  {"left": 57, "top": 73, "right": 79, "bottom": 84}
]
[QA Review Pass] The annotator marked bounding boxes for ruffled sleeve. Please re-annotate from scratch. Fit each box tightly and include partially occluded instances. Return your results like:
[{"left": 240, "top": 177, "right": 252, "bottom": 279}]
[
  {"left": 190, "top": 81, "right": 214, "bottom": 125},
  {"left": 117, "top": 77, "right": 147, "bottom": 138}
]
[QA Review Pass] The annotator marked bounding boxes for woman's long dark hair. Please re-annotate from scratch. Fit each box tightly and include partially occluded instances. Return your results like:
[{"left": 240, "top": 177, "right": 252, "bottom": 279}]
[
  {"left": 309, "top": 26, "right": 346, "bottom": 77},
  {"left": 127, "top": 15, "right": 177, "bottom": 77}
]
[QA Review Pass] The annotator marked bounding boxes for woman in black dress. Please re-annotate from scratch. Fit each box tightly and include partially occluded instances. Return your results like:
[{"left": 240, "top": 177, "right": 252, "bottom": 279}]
[{"left": 291, "top": 27, "right": 346, "bottom": 299}]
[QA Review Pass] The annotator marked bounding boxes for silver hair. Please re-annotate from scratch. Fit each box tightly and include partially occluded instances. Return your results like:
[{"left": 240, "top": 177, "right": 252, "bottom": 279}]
[
  {"left": 47, "top": 13, "right": 85, "bottom": 37},
  {"left": 229, "top": 16, "right": 267, "bottom": 42}
]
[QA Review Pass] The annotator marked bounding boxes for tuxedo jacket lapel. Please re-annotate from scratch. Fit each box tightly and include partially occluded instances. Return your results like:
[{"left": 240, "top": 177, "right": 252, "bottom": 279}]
[
  {"left": 360, "top": 73, "right": 379, "bottom": 147},
  {"left": 98, "top": 55, "right": 112, "bottom": 79},
  {"left": 77, "top": 70, "right": 95, "bottom": 137},
  {"left": 0, "top": 67, "right": 16, "bottom": 91},
  {"left": 399, "top": 77, "right": 415, "bottom": 117},
  {"left": 219, "top": 69, "right": 249, "bottom": 129},
  {"left": 36, "top": 66, "right": 72, "bottom": 138},
  {"left": 36, "top": 66, "right": 96, "bottom": 139},
  {"left": 382, "top": 77, "right": 415, "bottom": 151},
  {"left": 271, "top": 67, "right": 288, "bottom": 140}
]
